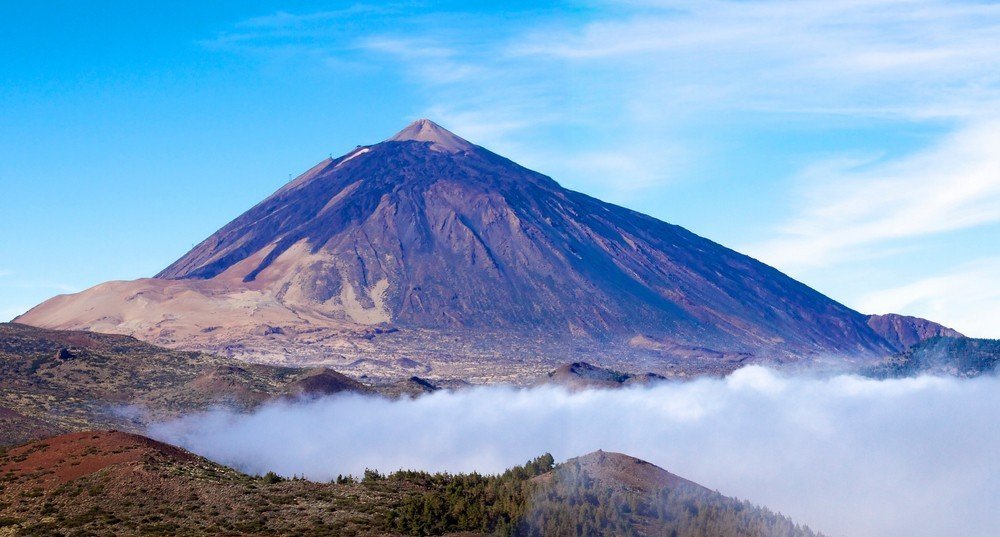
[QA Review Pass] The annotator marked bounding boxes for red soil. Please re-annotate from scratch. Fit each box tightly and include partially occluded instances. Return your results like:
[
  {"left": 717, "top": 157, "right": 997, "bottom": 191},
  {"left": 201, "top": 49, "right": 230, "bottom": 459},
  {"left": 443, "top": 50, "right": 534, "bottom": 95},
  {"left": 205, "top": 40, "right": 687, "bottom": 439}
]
[{"left": 0, "top": 430, "right": 195, "bottom": 488}]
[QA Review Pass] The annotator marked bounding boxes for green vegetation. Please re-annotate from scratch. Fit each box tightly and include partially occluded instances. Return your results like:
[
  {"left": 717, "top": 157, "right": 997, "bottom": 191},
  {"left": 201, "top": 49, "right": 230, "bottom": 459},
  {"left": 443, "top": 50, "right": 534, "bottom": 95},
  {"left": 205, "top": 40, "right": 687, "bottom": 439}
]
[
  {"left": 262, "top": 471, "right": 283, "bottom": 484},
  {"left": 388, "top": 454, "right": 554, "bottom": 535},
  {"left": 384, "top": 454, "right": 823, "bottom": 537},
  {"left": 1, "top": 436, "right": 827, "bottom": 537},
  {"left": 865, "top": 336, "right": 1000, "bottom": 378},
  {"left": 526, "top": 462, "right": 821, "bottom": 537}
]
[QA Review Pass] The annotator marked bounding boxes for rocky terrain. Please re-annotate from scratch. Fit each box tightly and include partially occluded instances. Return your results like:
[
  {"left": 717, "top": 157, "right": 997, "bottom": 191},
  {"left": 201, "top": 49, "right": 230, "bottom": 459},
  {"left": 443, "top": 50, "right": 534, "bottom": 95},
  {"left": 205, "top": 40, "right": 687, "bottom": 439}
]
[
  {"left": 866, "top": 313, "right": 964, "bottom": 351},
  {"left": 19, "top": 120, "right": 915, "bottom": 380},
  {"left": 0, "top": 431, "right": 403, "bottom": 536},
  {"left": 864, "top": 336, "right": 1000, "bottom": 378},
  {"left": 0, "top": 323, "right": 438, "bottom": 447},
  {"left": 0, "top": 431, "right": 826, "bottom": 536},
  {"left": 536, "top": 361, "right": 666, "bottom": 390}
]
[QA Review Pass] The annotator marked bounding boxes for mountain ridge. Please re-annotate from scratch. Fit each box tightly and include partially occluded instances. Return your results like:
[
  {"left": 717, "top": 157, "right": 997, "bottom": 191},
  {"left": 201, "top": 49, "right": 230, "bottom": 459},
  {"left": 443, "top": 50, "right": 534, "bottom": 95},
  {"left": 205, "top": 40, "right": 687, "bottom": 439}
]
[
  {"left": 387, "top": 118, "right": 476, "bottom": 153},
  {"left": 20, "top": 120, "right": 906, "bottom": 378},
  {"left": 866, "top": 313, "right": 964, "bottom": 351}
]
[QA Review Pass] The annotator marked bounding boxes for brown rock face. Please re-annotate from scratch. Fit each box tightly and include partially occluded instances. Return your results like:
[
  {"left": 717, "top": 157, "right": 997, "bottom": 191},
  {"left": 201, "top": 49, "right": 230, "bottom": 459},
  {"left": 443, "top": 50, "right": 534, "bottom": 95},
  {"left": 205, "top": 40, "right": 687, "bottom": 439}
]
[
  {"left": 0, "top": 431, "right": 196, "bottom": 489},
  {"left": 539, "top": 362, "right": 666, "bottom": 390},
  {"left": 19, "top": 120, "right": 895, "bottom": 372},
  {"left": 282, "top": 368, "right": 372, "bottom": 397},
  {"left": 866, "top": 313, "right": 964, "bottom": 351},
  {"left": 559, "top": 450, "right": 709, "bottom": 494}
]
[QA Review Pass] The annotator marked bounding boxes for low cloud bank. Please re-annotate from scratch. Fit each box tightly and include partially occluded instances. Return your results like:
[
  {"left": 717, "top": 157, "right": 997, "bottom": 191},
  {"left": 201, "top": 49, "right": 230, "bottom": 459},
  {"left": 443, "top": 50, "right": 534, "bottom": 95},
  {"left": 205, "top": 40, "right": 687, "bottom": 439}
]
[{"left": 150, "top": 366, "right": 999, "bottom": 537}]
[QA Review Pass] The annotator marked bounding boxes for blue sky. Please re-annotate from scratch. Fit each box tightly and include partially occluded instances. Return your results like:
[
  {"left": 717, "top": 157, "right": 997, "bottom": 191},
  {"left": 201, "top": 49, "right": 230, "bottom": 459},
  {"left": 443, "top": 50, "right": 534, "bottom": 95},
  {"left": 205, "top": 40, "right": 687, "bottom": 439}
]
[{"left": 1, "top": 1, "right": 998, "bottom": 336}]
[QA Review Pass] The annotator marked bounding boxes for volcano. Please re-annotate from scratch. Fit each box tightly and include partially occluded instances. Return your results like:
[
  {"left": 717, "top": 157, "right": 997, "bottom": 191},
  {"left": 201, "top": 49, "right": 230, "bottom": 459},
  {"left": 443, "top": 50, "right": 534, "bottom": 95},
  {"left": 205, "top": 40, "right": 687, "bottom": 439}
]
[{"left": 19, "top": 120, "right": 898, "bottom": 379}]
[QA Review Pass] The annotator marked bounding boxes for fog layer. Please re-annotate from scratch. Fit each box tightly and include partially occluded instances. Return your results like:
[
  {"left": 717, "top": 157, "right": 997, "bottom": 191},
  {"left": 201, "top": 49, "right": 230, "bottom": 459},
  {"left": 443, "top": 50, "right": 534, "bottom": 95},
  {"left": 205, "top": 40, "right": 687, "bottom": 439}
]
[{"left": 150, "top": 366, "right": 1000, "bottom": 537}]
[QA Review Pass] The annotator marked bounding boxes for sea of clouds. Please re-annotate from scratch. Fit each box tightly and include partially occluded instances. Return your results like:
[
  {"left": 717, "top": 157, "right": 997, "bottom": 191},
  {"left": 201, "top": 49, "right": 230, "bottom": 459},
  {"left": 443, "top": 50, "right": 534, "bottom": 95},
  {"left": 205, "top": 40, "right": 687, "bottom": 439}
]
[{"left": 150, "top": 366, "right": 999, "bottom": 537}]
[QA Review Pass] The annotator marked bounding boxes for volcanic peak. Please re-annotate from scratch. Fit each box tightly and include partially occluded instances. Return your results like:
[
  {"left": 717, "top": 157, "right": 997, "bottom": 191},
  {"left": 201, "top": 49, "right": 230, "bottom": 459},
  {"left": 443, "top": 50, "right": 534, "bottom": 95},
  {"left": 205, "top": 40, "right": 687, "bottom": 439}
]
[{"left": 388, "top": 118, "right": 475, "bottom": 153}]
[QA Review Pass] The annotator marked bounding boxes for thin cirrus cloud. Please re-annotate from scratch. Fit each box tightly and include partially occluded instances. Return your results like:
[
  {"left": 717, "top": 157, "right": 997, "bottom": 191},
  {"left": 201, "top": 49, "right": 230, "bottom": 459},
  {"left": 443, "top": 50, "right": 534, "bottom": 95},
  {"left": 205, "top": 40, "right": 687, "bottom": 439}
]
[
  {"left": 206, "top": 2, "right": 1000, "bottom": 334},
  {"left": 857, "top": 258, "right": 1000, "bottom": 338},
  {"left": 5, "top": 280, "right": 79, "bottom": 294},
  {"left": 351, "top": 1, "right": 1000, "bottom": 335},
  {"left": 345, "top": 0, "right": 1000, "bottom": 203},
  {"left": 746, "top": 120, "right": 1000, "bottom": 271},
  {"left": 234, "top": 6, "right": 390, "bottom": 30},
  {"left": 742, "top": 118, "right": 1000, "bottom": 335},
  {"left": 359, "top": 37, "right": 487, "bottom": 85},
  {"left": 213, "top": 1, "right": 1000, "bottom": 172},
  {"left": 457, "top": 0, "right": 1000, "bottom": 125}
]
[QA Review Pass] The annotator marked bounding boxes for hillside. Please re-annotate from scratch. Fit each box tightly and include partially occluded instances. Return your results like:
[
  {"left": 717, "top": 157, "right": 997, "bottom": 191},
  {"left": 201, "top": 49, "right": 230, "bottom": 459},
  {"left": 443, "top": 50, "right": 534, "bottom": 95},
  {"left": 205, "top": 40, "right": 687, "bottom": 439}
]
[
  {"left": 537, "top": 361, "right": 666, "bottom": 390},
  {"left": 521, "top": 451, "right": 824, "bottom": 537},
  {"left": 18, "top": 120, "right": 900, "bottom": 380},
  {"left": 864, "top": 336, "right": 1000, "bottom": 378},
  {"left": 0, "top": 323, "right": 370, "bottom": 446},
  {"left": 866, "top": 313, "right": 964, "bottom": 351},
  {"left": 0, "top": 431, "right": 405, "bottom": 536},
  {"left": 0, "top": 431, "right": 826, "bottom": 537}
]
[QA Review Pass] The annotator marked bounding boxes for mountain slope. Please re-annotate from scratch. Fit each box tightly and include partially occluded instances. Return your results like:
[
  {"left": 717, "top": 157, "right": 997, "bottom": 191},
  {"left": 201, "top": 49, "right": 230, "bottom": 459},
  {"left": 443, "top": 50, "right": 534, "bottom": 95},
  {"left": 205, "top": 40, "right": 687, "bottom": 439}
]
[
  {"left": 866, "top": 313, "right": 964, "bottom": 351},
  {"left": 392, "top": 449, "right": 827, "bottom": 536},
  {"left": 865, "top": 336, "right": 1000, "bottom": 378},
  {"left": 0, "top": 431, "right": 404, "bottom": 536},
  {"left": 19, "top": 119, "right": 894, "bottom": 376},
  {"left": 0, "top": 322, "right": 371, "bottom": 446},
  {"left": 0, "top": 433, "right": 826, "bottom": 537},
  {"left": 523, "top": 451, "right": 827, "bottom": 536}
]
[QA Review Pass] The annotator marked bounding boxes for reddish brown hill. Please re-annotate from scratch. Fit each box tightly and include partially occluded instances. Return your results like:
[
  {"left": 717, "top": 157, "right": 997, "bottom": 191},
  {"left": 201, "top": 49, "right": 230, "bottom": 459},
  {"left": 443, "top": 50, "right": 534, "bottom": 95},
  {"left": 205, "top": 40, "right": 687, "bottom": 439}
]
[
  {"left": 867, "top": 313, "right": 964, "bottom": 351},
  {"left": 525, "top": 450, "right": 824, "bottom": 537},
  {"left": 557, "top": 450, "right": 708, "bottom": 494},
  {"left": 0, "top": 431, "right": 407, "bottom": 535},
  {"left": 0, "top": 431, "right": 195, "bottom": 489},
  {"left": 282, "top": 367, "right": 372, "bottom": 397}
]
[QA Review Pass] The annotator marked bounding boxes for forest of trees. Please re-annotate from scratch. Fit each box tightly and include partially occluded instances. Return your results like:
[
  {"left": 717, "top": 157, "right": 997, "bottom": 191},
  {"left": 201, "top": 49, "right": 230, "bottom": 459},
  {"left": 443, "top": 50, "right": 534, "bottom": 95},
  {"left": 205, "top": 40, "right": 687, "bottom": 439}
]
[
  {"left": 386, "top": 454, "right": 554, "bottom": 535},
  {"left": 865, "top": 336, "right": 1000, "bottom": 378},
  {"left": 525, "top": 461, "right": 823, "bottom": 537},
  {"left": 385, "top": 454, "right": 825, "bottom": 537}
]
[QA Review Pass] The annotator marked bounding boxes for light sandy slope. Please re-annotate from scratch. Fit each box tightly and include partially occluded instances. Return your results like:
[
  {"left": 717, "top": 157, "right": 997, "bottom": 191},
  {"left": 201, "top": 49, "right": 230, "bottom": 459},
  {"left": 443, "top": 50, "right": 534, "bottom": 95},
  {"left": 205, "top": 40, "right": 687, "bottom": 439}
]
[{"left": 18, "top": 242, "right": 388, "bottom": 363}]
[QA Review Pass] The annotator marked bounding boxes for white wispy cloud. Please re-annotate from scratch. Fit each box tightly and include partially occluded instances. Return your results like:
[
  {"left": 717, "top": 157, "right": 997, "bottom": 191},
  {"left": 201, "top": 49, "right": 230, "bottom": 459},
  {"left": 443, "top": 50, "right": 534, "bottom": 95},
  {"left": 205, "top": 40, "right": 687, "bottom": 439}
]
[
  {"left": 208, "top": 1, "right": 1000, "bottom": 327},
  {"left": 342, "top": 0, "right": 1000, "bottom": 197},
  {"left": 857, "top": 258, "right": 1000, "bottom": 337},
  {"left": 747, "top": 119, "right": 1000, "bottom": 270},
  {"left": 213, "top": 1, "right": 1000, "bottom": 182},
  {"left": 461, "top": 1, "right": 999, "bottom": 122},
  {"left": 202, "top": 4, "right": 400, "bottom": 50},
  {"left": 235, "top": 6, "right": 390, "bottom": 30},
  {"left": 360, "top": 36, "right": 486, "bottom": 85},
  {"left": 152, "top": 368, "right": 1000, "bottom": 537}
]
